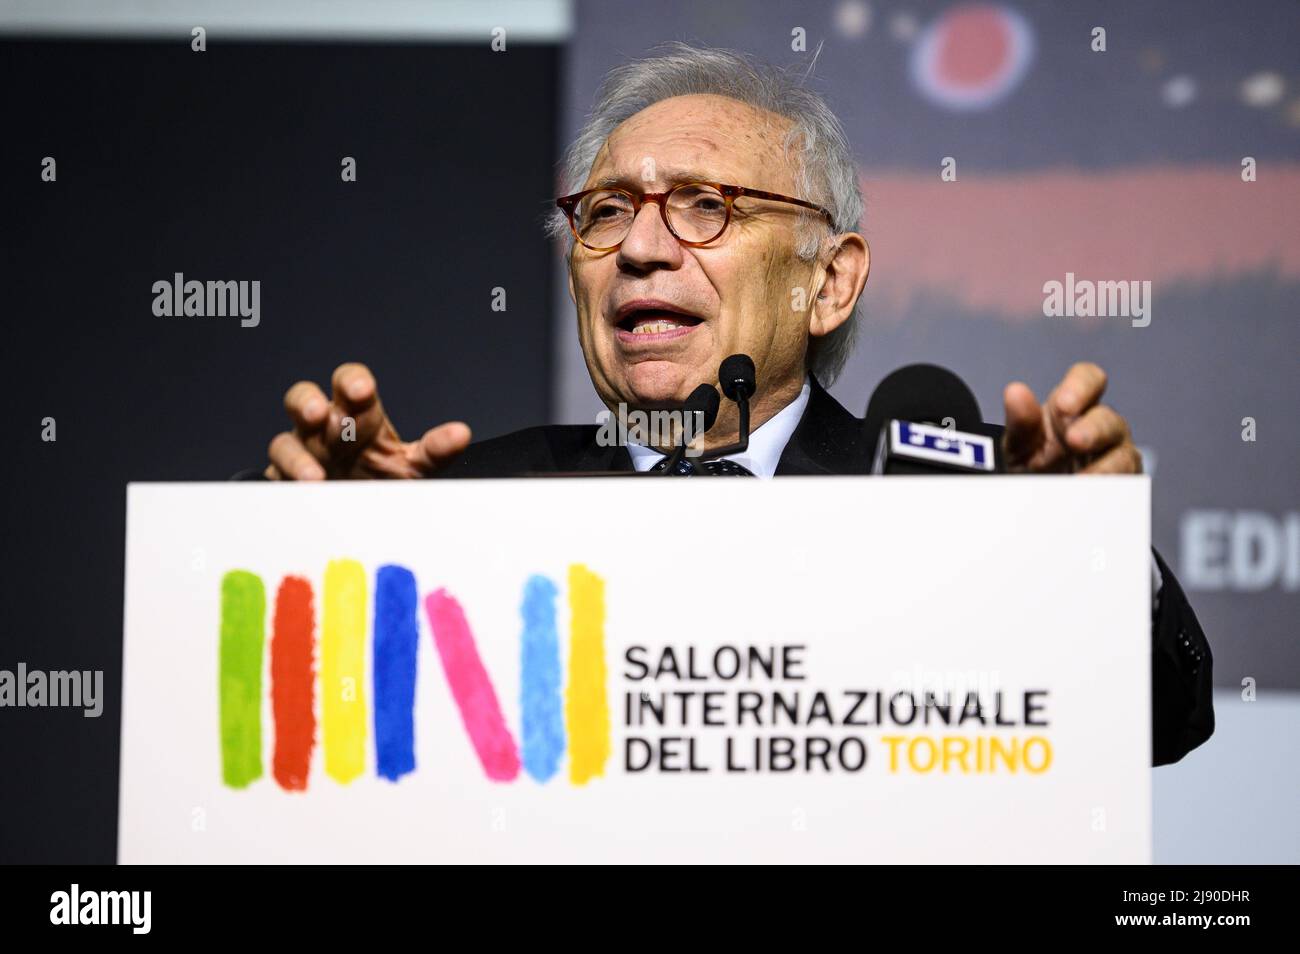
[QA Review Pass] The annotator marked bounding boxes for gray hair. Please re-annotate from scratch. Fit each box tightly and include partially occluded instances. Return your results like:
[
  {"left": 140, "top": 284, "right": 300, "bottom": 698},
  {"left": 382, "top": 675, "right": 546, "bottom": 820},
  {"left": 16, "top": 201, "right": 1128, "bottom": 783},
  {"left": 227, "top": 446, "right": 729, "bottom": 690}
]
[{"left": 549, "top": 42, "right": 865, "bottom": 385}]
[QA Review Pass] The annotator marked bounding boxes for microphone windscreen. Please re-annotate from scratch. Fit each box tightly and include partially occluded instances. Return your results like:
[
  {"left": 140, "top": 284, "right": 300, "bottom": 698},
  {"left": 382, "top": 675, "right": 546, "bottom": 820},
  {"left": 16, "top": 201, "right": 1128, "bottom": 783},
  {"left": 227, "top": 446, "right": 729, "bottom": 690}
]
[
  {"left": 863, "top": 363, "right": 982, "bottom": 443},
  {"left": 685, "top": 382, "right": 722, "bottom": 433},
  {"left": 719, "top": 353, "right": 756, "bottom": 401}
]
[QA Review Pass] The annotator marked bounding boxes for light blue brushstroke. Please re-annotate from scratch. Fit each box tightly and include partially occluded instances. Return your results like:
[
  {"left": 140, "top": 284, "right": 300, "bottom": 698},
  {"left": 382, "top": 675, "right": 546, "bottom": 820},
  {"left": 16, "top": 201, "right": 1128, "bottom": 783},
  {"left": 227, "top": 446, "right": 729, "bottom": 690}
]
[{"left": 520, "top": 574, "right": 564, "bottom": 782}]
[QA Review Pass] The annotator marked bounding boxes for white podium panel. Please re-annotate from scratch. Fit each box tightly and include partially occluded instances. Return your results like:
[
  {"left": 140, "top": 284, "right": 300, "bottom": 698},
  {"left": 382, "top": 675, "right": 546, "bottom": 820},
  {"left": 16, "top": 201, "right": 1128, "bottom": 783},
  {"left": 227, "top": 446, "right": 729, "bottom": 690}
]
[{"left": 120, "top": 477, "right": 1151, "bottom": 863}]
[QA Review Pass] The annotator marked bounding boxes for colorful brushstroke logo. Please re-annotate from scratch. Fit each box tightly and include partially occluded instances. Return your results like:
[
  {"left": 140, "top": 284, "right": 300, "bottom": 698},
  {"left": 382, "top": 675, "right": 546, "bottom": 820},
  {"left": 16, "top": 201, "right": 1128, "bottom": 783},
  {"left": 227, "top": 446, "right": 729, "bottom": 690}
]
[{"left": 218, "top": 562, "right": 610, "bottom": 790}]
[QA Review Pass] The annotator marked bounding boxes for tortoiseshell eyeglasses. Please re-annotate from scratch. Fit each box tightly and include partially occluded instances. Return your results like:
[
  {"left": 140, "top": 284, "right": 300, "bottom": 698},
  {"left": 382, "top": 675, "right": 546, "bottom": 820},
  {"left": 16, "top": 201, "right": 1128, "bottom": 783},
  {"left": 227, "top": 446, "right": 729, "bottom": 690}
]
[{"left": 555, "top": 181, "right": 835, "bottom": 252}]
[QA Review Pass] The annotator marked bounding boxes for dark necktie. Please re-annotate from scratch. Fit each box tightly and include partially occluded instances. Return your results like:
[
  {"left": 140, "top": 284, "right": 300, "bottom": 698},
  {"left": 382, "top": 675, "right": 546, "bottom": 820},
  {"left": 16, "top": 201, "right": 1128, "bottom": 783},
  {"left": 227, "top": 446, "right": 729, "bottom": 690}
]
[{"left": 653, "top": 457, "right": 755, "bottom": 476}]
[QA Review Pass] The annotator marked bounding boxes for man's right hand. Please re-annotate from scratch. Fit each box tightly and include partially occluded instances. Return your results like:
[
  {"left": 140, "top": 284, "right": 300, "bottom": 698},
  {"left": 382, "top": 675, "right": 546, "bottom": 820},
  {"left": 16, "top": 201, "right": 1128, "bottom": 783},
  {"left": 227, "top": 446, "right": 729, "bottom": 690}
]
[{"left": 265, "top": 362, "right": 471, "bottom": 480}]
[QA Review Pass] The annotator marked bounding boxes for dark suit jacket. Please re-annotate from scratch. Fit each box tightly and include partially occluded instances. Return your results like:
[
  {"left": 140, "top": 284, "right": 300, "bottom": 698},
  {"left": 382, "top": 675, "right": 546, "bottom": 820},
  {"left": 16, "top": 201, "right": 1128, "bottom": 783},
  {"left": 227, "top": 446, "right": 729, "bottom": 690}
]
[
  {"left": 436, "top": 376, "right": 1215, "bottom": 765},
  {"left": 439, "top": 374, "right": 878, "bottom": 478}
]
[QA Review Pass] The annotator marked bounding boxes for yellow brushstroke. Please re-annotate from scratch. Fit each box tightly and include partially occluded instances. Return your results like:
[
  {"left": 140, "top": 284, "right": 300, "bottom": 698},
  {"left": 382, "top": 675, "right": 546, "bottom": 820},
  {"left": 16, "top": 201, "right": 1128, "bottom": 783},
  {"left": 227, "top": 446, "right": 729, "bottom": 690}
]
[
  {"left": 322, "top": 558, "right": 367, "bottom": 783},
  {"left": 566, "top": 563, "right": 610, "bottom": 784}
]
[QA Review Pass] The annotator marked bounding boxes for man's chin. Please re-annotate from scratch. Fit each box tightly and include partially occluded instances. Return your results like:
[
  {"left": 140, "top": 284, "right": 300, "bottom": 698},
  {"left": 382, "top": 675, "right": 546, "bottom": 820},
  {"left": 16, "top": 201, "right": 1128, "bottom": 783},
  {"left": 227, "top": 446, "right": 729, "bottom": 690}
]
[{"left": 618, "top": 359, "right": 705, "bottom": 405}]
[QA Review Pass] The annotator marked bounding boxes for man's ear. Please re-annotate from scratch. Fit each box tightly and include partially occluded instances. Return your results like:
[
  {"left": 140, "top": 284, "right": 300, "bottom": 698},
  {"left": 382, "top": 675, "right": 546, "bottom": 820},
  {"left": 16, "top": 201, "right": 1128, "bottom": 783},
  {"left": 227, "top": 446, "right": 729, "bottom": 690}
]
[
  {"left": 809, "top": 233, "right": 870, "bottom": 339},
  {"left": 566, "top": 262, "right": 577, "bottom": 304}
]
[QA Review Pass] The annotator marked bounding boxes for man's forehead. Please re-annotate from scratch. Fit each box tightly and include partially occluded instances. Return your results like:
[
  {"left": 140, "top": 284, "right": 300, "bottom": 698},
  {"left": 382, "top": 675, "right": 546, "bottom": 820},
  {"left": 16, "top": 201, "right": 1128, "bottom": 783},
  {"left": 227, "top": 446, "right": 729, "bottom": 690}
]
[{"left": 585, "top": 94, "right": 795, "bottom": 189}]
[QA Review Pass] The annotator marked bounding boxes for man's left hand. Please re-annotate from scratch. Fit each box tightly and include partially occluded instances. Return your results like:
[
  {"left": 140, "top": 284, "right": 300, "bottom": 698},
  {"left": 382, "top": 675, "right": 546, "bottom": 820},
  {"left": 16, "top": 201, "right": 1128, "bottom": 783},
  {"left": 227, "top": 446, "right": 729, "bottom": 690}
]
[{"left": 1002, "top": 362, "right": 1142, "bottom": 474}]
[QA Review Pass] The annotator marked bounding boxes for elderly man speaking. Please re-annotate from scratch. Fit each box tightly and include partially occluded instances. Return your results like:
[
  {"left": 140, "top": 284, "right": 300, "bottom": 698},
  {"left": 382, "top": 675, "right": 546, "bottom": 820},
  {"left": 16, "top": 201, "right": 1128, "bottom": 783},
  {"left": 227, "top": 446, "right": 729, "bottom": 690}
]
[{"left": 257, "top": 44, "right": 1213, "bottom": 764}]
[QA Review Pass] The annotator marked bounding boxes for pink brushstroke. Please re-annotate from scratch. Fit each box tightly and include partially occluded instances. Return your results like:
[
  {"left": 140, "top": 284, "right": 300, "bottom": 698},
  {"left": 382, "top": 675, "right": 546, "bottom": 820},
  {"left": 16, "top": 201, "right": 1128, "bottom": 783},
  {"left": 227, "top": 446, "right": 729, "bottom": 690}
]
[
  {"left": 424, "top": 589, "right": 521, "bottom": 781},
  {"left": 859, "top": 164, "right": 1300, "bottom": 320}
]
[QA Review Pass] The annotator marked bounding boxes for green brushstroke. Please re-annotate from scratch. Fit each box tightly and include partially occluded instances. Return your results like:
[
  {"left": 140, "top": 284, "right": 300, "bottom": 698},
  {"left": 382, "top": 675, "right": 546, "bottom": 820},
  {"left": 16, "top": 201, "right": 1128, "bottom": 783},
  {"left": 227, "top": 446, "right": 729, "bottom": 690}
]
[{"left": 220, "top": 570, "right": 265, "bottom": 788}]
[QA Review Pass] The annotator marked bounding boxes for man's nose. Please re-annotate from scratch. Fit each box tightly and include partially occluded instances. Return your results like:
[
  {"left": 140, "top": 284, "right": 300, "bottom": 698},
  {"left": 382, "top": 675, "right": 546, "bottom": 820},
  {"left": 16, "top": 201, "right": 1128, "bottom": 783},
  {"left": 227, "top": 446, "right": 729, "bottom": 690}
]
[{"left": 617, "top": 200, "right": 683, "bottom": 272}]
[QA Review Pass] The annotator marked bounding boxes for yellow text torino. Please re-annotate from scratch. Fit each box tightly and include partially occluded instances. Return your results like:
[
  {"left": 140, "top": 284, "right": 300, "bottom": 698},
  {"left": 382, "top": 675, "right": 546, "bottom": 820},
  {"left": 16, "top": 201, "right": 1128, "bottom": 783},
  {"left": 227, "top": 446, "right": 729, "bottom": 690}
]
[{"left": 879, "top": 734, "right": 1053, "bottom": 774}]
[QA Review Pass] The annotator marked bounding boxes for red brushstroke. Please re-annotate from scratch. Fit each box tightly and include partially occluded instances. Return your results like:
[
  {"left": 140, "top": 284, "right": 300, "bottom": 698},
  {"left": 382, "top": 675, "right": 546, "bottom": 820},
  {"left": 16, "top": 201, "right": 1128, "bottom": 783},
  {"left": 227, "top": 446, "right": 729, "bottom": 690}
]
[
  {"left": 424, "top": 589, "right": 521, "bottom": 782},
  {"left": 860, "top": 164, "right": 1300, "bottom": 320},
  {"left": 271, "top": 575, "right": 316, "bottom": 791}
]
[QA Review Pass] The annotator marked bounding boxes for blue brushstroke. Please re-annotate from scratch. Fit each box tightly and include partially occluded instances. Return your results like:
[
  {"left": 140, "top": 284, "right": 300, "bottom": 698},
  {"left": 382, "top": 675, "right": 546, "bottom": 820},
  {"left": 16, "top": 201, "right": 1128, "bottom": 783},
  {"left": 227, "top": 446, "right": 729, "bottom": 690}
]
[
  {"left": 373, "top": 564, "right": 418, "bottom": 781},
  {"left": 520, "top": 574, "right": 564, "bottom": 782}
]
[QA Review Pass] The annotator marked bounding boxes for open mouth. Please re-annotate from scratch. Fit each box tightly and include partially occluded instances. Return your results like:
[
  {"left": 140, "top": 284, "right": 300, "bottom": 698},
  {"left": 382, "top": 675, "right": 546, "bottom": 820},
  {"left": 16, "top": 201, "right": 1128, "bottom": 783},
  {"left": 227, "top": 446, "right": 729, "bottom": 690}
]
[{"left": 614, "top": 306, "right": 704, "bottom": 343}]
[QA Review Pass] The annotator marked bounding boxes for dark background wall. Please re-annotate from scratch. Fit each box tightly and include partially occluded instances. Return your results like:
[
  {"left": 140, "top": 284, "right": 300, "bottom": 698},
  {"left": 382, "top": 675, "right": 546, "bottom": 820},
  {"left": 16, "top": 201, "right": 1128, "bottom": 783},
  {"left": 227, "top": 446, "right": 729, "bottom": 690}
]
[{"left": 0, "top": 39, "right": 558, "bottom": 862}]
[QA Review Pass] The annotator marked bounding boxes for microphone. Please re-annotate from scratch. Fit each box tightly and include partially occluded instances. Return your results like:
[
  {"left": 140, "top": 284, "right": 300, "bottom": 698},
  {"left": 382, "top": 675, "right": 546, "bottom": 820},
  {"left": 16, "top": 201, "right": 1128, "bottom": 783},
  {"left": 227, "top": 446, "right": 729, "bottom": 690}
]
[
  {"left": 864, "top": 363, "right": 982, "bottom": 438},
  {"left": 695, "top": 353, "right": 756, "bottom": 463},
  {"left": 864, "top": 363, "right": 1003, "bottom": 474},
  {"left": 692, "top": 382, "right": 723, "bottom": 432},
  {"left": 720, "top": 353, "right": 757, "bottom": 404},
  {"left": 656, "top": 383, "right": 723, "bottom": 475}
]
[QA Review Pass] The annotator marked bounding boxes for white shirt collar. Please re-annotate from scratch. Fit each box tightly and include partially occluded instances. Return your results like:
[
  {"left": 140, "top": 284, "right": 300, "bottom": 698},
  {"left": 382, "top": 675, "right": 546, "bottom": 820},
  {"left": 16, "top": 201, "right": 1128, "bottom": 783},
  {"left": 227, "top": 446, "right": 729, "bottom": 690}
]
[{"left": 627, "top": 378, "right": 811, "bottom": 478}]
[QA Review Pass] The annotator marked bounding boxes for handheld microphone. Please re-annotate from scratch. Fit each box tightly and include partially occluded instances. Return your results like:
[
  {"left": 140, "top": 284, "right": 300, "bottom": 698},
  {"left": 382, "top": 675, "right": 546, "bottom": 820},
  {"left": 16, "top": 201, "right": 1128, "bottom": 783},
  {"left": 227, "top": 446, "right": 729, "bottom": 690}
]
[
  {"left": 864, "top": 363, "right": 982, "bottom": 438},
  {"left": 656, "top": 383, "right": 723, "bottom": 475},
  {"left": 864, "top": 364, "right": 1004, "bottom": 474},
  {"left": 695, "top": 353, "right": 756, "bottom": 463}
]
